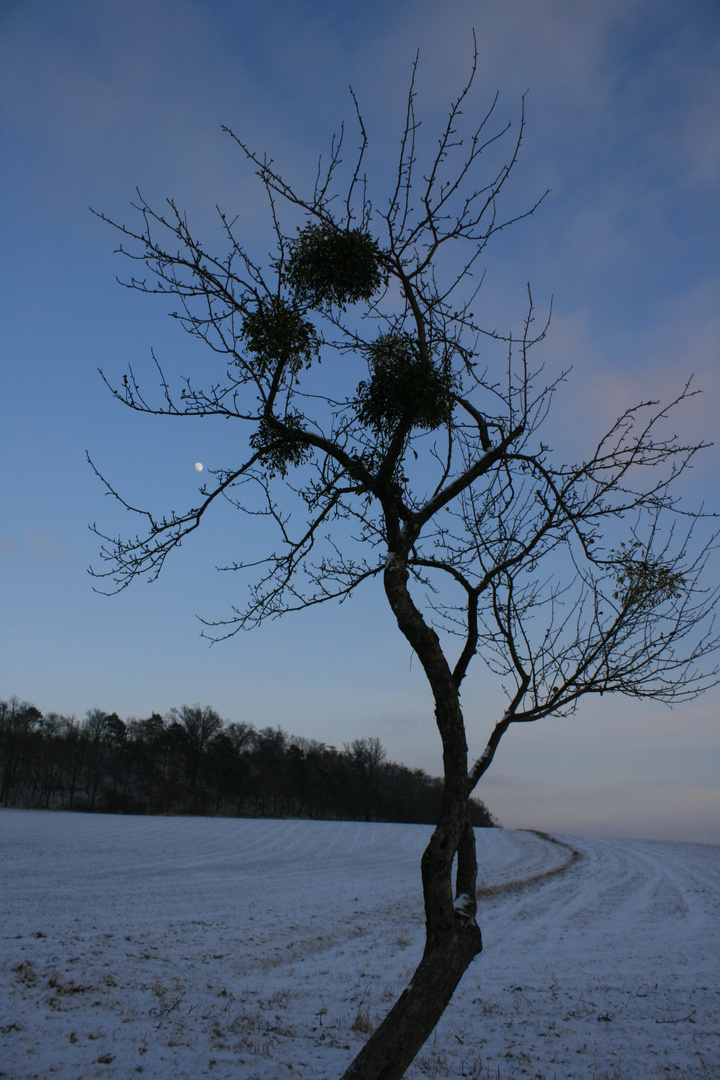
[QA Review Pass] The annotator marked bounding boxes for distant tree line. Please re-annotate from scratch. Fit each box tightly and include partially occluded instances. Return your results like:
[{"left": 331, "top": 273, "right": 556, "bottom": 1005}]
[{"left": 0, "top": 698, "right": 495, "bottom": 826}]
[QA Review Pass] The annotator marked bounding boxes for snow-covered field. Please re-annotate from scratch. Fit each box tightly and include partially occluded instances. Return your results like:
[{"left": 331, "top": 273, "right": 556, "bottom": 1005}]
[{"left": 1, "top": 811, "right": 717, "bottom": 1079}]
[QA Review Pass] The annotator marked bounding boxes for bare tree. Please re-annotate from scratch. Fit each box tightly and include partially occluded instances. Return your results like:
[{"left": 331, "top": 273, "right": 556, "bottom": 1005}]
[{"left": 89, "top": 47, "right": 718, "bottom": 1080}]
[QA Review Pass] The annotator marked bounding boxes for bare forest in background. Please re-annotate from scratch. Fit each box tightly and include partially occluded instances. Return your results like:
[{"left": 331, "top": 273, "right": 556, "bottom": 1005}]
[{"left": 0, "top": 698, "right": 494, "bottom": 826}]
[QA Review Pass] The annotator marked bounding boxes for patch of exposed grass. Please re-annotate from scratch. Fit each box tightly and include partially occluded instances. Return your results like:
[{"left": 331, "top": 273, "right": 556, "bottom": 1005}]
[{"left": 351, "top": 1005, "right": 374, "bottom": 1035}]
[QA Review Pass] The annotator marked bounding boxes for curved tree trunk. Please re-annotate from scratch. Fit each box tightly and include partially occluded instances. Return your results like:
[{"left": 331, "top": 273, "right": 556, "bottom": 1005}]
[
  {"left": 339, "top": 550, "right": 484, "bottom": 1080},
  {"left": 340, "top": 915, "right": 482, "bottom": 1080}
]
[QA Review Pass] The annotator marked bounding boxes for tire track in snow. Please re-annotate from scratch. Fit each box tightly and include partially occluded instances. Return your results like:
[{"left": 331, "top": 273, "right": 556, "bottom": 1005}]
[
  {"left": 476, "top": 830, "right": 581, "bottom": 900},
  {"left": 445, "top": 833, "right": 720, "bottom": 1080}
]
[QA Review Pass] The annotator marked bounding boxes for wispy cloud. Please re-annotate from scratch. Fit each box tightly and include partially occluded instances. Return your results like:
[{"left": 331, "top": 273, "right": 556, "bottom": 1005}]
[{"left": 23, "top": 531, "right": 73, "bottom": 561}]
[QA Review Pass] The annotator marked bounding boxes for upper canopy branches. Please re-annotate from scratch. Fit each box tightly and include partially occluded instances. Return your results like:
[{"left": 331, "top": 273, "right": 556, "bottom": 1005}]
[{"left": 89, "top": 53, "right": 718, "bottom": 733}]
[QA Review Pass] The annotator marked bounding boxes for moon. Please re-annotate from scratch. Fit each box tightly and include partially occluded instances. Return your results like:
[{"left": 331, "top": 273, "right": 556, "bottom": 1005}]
[{"left": 194, "top": 462, "right": 203, "bottom": 472}]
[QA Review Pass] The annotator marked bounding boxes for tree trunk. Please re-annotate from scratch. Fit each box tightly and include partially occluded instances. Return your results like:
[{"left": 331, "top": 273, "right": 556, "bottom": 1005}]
[
  {"left": 340, "top": 915, "right": 482, "bottom": 1080},
  {"left": 338, "top": 547, "right": 484, "bottom": 1079}
]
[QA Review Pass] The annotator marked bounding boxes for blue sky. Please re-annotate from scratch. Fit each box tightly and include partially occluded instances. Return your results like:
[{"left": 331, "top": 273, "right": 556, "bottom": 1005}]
[{"left": 1, "top": 0, "right": 718, "bottom": 842}]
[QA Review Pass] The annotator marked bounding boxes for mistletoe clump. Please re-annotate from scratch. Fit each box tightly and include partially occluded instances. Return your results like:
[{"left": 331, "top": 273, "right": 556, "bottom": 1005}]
[
  {"left": 612, "top": 541, "right": 685, "bottom": 611},
  {"left": 286, "top": 223, "right": 385, "bottom": 309},
  {"left": 242, "top": 297, "right": 319, "bottom": 375},
  {"left": 357, "top": 332, "right": 454, "bottom": 437},
  {"left": 250, "top": 413, "right": 312, "bottom": 477}
]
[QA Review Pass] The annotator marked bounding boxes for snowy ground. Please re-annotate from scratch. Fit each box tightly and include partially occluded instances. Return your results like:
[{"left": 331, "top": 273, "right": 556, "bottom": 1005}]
[{"left": 0, "top": 811, "right": 717, "bottom": 1079}]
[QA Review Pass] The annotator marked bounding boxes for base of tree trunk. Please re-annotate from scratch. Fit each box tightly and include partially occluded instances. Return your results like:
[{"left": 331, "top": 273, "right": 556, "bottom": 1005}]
[{"left": 340, "top": 919, "right": 483, "bottom": 1080}]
